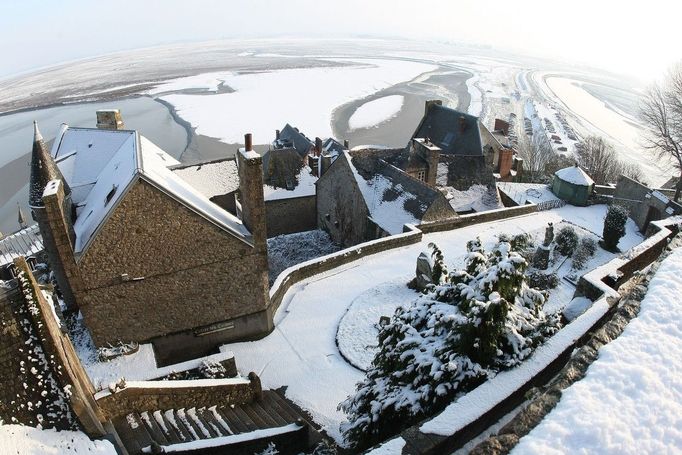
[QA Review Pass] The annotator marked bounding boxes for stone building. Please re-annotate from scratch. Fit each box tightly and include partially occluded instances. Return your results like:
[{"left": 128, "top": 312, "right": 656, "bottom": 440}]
[
  {"left": 30, "top": 115, "right": 272, "bottom": 363},
  {"left": 612, "top": 175, "right": 682, "bottom": 233},
  {"left": 317, "top": 150, "right": 456, "bottom": 247}
]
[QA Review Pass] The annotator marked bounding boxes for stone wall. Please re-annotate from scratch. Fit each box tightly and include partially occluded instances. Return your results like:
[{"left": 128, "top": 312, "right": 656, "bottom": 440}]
[
  {"left": 317, "top": 155, "right": 371, "bottom": 247},
  {"left": 269, "top": 227, "right": 423, "bottom": 317},
  {"left": 418, "top": 204, "right": 538, "bottom": 234},
  {"left": 440, "top": 154, "right": 494, "bottom": 190},
  {"left": 0, "top": 258, "right": 106, "bottom": 436},
  {"left": 77, "top": 180, "right": 271, "bottom": 350},
  {"left": 265, "top": 195, "right": 317, "bottom": 237},
  {"left": 96, "top": 376, "right": 261, "bottom": 419}
]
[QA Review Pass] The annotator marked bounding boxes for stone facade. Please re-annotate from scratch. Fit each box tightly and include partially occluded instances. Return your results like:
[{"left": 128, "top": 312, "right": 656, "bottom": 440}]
[
  {"left": 612, "top": 175, "right": 682, "bottom": 232},
  {"left": 265, "top": 195, "right": 317, "bottom": 237},
  {"left": 316, "top": 155, "right": 372, "bottom": 247},
  {"left": 75, "top": 179, "right": 271, "bottom": 354},
  {"left": 96, "top": 110, "right": 124, "bottom": 130}
]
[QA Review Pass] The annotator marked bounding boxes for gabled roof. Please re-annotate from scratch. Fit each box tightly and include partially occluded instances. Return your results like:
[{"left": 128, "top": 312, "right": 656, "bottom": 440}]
[
  {"left": 412, "top": 104, "right": 483, "bottom": 155},
  {"left": 0, "top": 224, "right": 43, "bottom": 267},
  {"left": 333, "top": 151, "right": 452, "bottom": 234},
  {"left": 52, "top": 126, "right": 252, "bottom": 255},
  {"left": 322, "top": 138, "right": 345, "bottom": 155},
  {"left": 274, "top": 124, "right": 314, "bottom": 158},
  {"left": 554, "top": 165, "right": 594, "bottom": 186}
]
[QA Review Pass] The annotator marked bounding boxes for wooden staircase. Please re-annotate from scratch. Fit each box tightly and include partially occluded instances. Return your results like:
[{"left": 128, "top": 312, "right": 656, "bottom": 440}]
[{"left": 112, "top": 391, "right": 318, "bottom": 454}]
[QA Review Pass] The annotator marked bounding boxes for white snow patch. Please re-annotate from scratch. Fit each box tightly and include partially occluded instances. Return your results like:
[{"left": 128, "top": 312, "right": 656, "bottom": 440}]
[
  {"left": 159, "top": 59, "right": 436, "bottom": 144},
  {"left": 366, "top": 436, "right": 407, "bottom": 454},
  {"left": 562, "top": 297, "right": 593, "bottom": 322},
  {"left": 0, "top": 424, "right": 116, "bottom": 454},
  {"left": 554, "top": 165, "right": 594, "bottom": 186},
  {"left": 172, "top": 160, "right": 239, "bottom": 199},
  {"left": 513, "top": 246, "right": 682, "bottom": 454},
  {"left": 348, "top": 95, "right": 404, "bottom": 130}
]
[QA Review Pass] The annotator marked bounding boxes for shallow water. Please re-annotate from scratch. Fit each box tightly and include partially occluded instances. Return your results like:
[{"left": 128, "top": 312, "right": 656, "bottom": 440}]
[{"left": 0, "top": 97, "right": 187, "bottom": 234}]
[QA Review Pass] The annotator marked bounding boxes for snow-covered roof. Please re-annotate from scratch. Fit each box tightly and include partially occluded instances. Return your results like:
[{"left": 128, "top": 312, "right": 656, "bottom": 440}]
[
  {"left": 54, "top": 126, "right": 251, "bottom": 255},
  {"left": 263, "top": 166, "right": 317, "bottom": 201},
  {"left": 340, "top": 152, "right": 424, "bottom": 234},
  {"left": 497, "top": 182, "right": 561, "bottom": 206},
  {"left": 0, "top": 224, "right": 43, "bottom": 267},
  {"left": 554, "top": 165, "right": 594, "bottom": 186},
  {"left": 171, "top": 159, "right": 240, "bottom": 199}
]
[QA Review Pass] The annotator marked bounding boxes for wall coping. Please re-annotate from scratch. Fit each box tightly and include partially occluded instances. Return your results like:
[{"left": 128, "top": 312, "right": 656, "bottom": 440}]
[{"left": 94, "top": 376, "right": 251, "bottom": 400}]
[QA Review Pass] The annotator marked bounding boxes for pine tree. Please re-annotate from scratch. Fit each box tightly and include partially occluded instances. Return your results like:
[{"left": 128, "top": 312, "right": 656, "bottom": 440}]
[
  {"left": 602, "top": 205, "right": 628, "bottom": 252},
  {"left": 339, "top": 239, "right": 561, "bottom": 450}
]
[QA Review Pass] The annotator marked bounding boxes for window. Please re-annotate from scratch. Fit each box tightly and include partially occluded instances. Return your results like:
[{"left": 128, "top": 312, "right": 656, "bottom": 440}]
[
  {"left": 104, "top": 185, "right": 118, "bottom": 206},
  {"left": 417, "top": 170, "right": 426, "bottom": 182}
]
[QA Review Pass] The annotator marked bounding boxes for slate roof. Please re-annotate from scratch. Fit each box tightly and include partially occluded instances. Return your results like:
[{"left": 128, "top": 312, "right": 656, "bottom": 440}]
[
  {"left": 342, "top": 150, "right": 454, "bottom": 233},
  {"left": 412, "top": 104, "right": 483, "bottom": 155},
  {"left": 0, "top": 224, "right": 43, "bottom": 267},
  {"left": 322, "top": 138, "right": 345, "bottom": 155},
  {"left": 171, "top": 158, "right": 240, "bottom": 199},
  {"left": 262, "top": 148, "right": 306, "bottom": 189},
  {"left": 273, "top": 124, "right": 314, "bottom": 158},
  {"left": 51, "top": 126, "right": 252, "bottom": 255}
]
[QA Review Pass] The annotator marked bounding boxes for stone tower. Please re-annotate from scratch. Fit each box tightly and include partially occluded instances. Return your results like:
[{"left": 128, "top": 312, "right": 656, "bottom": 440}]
[{"left": 28, "top": 122, "right": 81, "bottom": 310}]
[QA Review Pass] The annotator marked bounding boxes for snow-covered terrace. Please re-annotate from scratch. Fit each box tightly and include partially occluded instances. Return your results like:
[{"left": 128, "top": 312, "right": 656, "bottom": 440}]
[{"left": 219, "top": 204, "right": 643, "bottom": 443}]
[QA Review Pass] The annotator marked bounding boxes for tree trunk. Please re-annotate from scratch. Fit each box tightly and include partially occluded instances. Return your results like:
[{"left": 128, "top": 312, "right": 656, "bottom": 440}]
[{"left": 676, "top": 173, "right": 682, "bottom": 202}]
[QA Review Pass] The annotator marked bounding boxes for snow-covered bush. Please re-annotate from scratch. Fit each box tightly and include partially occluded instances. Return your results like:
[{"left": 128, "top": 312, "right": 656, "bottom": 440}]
[
  {"left": 572, "top": 237, "right": 597, "bottom": 270},
  {"left": 527, "top": 270, "right": 559, "bottom": 290},
  {"left": 602, "top": 205, "right": 628, "bottom": 252},
  {"left": 555, "top": 226, "right": 578, "bottom": 257},
  {"left": 339, "top": 239, "right": 562, "bottom": 450},
  {"left": 199, "top": 359, "right": 229, "bottom": 379}
]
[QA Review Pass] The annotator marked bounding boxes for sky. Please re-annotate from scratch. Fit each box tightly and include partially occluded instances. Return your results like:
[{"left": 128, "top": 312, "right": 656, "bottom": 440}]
[{"left": 0, "top": 0, "right": 680, "bottom": 82}]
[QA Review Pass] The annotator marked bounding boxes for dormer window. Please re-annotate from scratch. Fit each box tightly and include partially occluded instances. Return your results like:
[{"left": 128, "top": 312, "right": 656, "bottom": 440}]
[{"left": 105, "top": 185, "right": 118, "bottom": 206}]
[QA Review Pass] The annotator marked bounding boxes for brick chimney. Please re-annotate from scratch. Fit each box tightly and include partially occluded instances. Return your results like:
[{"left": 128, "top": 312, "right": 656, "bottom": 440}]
[
  {"left": 96, "top": 110, "right": 124, "bottom": 130},
  {"left": 237, "top": 134, "right": 267, "bottom": 252}
]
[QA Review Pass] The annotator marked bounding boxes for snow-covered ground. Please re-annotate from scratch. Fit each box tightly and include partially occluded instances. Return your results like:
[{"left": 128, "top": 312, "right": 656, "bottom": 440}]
[
  {"left": 157, "top": 59, "right": 435, "bottom": 144},
  {"left": 348, "top": 95, "right": 404, "bottom": 130},
  {"left": 513, "top": 245, "right": 682, "bottom": 455},
  {"left": 442, "top": 184, "right": 504, "bottom": 213},
  {"left": 0, "top": 424, "right": 116, "bottom": 454},
  {"left": 497, "top": 182, "right": 561, "bottom": 206},
  {"left": 220, "top": 204, "right": 643, "bottom": 444}
]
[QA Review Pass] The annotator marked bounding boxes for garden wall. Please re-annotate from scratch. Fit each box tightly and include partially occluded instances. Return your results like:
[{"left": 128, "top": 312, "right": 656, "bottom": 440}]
[
  {"left": 417, "top": 204, "right": 537, "bottom": 234},
  {"left": 364, "top": 217, "right": 682, "bottom": 455},
  {"left": 95, "top": 375, "right": 261, "bottom": 419}
]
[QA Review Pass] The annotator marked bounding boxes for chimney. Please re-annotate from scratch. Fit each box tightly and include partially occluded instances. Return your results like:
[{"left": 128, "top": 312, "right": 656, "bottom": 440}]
[
  {"left": 315, "top": 137, "right": 322, "bottom": 157},
  {"left": 96, "top": 110, "right": 124, "bottom": 130},
  {"left": 343, "top": 139, "right": 350, "bottom": 149},
  {"left": 458, "top": 116, "right": 467, "bottom": 133},
  {"left": 424, "top": 99, "right": 443, "bottom": 116},
  {"left": 275, "top": 129, "right": 281, "bottom": 140},
  {"left": 237, "top": 133, "right": 267, "bottom": 252}
]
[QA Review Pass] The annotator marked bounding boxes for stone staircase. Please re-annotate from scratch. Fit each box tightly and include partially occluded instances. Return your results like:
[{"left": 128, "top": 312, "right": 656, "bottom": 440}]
[{"left": 112, "top": 391, "right": 318, "bottom": 454}]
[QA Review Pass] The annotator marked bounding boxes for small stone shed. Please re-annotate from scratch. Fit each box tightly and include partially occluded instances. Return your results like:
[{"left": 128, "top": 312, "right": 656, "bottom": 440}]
[{"left": 551, "top": 165, "right": 594, "bottom": 206}]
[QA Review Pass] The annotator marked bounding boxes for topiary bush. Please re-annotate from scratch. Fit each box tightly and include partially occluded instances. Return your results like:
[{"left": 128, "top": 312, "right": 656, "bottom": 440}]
[
  {"left": 602, "top": 205, "right": 628, "bottom": 252},
  {"left": 527, "top": 270, "right": 559, "bottom": 290},
  {"left": 339, "top": 239, "right": 562, "bottom": 450}
]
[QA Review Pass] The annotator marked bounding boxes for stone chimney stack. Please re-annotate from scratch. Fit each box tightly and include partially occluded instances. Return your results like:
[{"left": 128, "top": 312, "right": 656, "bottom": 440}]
[
  {"left": 343, "top": 139, "right": 350, "bottom": 149},
  {"left": 315, "top": 137, "right": 322, "bottom": 157},
  {"left": 424, "top": 99, "right": 443, "bottom": 116},
  {"left": 237, "top": 133, "right": 267, "bottom": 252},
  {"left": 275, "top": 129, "right": 281, "bottom": 140},
  {"left": 96, "top": 109, "right": 124, "bottom": 130},
  {"left": 411, "top": 138, "right": 440, "bottom": 187},
  {"left": 458, "top": 116, "right": 467, "bottom": 133}
]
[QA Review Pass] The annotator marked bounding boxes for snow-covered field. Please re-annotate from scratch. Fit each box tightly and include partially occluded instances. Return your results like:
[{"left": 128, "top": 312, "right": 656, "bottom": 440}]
[
  {"left": 158, "top": 59, "right": 435, "bottom": 144},
  {"left": 0, "top": 424, "right": 116, "bottom": 454},
  {"left": 348, "top": 95, "right": 404, "bottom": 130},
  {"left": 220, "top": 204, "right": 643, "bottom": 444},
  {"left": 513, "top": 246, "right": 682, "bottom": 454}
]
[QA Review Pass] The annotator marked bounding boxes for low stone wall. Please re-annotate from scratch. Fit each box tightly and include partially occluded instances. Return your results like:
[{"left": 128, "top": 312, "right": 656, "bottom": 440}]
[
  {"left": 11, "top": 258, "right": 106, "bottom": 437},
  {"left": 418, "top": 204, "right": 537, "bottom": 234},
  {"left": 269, "top": 226, "right": 423, "bottom": 316},
  {"left": 96, "top": 375, "right": 261, "bottom": 419},
  {"left": 265, "top": 195, "right": 317, "bottom": 237}
]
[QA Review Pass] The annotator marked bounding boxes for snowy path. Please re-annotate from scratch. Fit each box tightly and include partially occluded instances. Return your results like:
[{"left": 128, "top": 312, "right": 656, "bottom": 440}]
[
  {"left": 512, "top": 245, "right": 682, "bottom": 455},
  {"left": 220, "top": 205, "right": 642, "bottom": 443}
]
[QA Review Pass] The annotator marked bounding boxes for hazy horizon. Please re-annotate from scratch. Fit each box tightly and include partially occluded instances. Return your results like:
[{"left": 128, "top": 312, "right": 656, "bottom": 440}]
[{"left": 1, "top": 0, "right": 680, "bottom": 84}]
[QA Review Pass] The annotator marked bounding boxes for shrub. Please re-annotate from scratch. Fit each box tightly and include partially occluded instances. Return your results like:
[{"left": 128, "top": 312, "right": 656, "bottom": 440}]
[
  {"left": 572, "top": 237, "right": 597, "bottom": 270},
  {"left": 339, "top": 239, "right": 562, "bottom": 450},
  {"left": 603, "top": 205, "right": 628, "bottom": 252},
  {"left": 527, "top": 271, "right": 559, "bottom": 290},
  {"left": 555, "top": 226, "right": 579, "bottom": 257}
]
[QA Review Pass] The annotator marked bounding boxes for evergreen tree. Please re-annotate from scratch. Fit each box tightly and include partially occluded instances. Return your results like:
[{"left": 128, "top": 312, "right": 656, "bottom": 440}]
[
  {"left": 602, "top": 205, "right": 628, "bottom": 252},
  {"left": 339, "top": 239, "right": 561, "bottom": 450}
]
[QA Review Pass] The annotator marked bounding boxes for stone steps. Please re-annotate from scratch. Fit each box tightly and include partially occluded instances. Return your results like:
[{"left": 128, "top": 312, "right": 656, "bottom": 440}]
[{"left": 113, "top": 390, "right": 314, "bottom": 454}]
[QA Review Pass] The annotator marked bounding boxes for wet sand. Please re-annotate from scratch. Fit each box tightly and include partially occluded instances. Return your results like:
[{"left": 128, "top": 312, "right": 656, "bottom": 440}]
[{"left": 331, "top": 68, "right": 471, "bottom": 147}]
